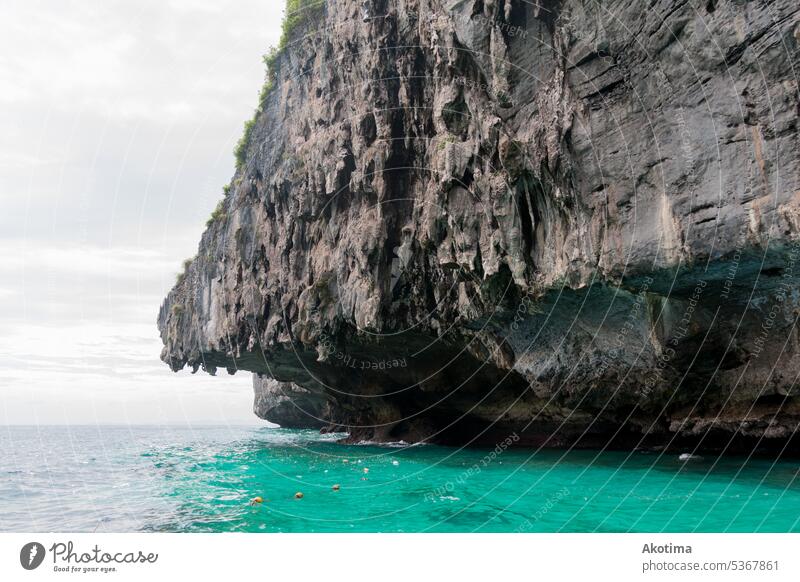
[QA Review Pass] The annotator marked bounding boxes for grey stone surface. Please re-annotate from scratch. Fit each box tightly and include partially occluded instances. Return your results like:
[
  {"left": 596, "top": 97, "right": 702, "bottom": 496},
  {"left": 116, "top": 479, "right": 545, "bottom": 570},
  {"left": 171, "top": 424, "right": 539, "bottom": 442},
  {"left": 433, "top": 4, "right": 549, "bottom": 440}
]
[{"left": 252, "top": 376, "right": 330, "bottom": 429}]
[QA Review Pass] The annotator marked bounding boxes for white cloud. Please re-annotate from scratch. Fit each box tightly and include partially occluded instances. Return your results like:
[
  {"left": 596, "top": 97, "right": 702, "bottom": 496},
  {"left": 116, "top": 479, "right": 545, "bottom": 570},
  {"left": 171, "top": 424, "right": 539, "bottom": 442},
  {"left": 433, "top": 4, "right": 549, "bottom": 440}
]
[{"left": 0, "top": 0, "right": 285, "bottom": 424}]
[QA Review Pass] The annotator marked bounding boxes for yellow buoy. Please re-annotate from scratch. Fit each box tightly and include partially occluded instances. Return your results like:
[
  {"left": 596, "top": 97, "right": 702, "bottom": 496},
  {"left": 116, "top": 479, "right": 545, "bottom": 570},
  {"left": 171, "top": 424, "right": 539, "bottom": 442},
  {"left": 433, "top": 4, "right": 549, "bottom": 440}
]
[
  {"left": 332, "top": 484, "right": 340, "bottom": 491},
  {"left": 250, "top": 496, "right": 263, "bottom": 505},
  {"left": 295, "top": 492, "right": 304, "bottom": 499}
]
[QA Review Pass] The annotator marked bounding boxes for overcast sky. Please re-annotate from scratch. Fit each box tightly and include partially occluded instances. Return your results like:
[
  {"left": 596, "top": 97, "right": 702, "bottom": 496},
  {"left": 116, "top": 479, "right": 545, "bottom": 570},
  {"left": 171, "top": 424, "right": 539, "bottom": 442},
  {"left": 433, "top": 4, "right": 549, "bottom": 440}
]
[{"left": 0, "top": 0, "right": 285, "bottom": 425}]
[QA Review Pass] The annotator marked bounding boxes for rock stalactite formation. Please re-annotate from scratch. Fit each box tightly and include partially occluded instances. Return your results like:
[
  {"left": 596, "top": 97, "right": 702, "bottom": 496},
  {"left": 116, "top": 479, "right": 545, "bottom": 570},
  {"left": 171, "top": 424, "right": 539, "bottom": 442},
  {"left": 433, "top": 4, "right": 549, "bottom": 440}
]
[{"left": 159, "top": 0, "right": 800, "bottom": 452}]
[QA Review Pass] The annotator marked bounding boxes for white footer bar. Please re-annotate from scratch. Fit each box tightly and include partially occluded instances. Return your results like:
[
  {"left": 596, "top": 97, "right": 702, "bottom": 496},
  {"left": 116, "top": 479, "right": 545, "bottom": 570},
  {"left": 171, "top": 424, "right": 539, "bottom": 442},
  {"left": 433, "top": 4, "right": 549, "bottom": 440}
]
[{"left": 1, "top": 534, "right": 797, "bottom": 581}]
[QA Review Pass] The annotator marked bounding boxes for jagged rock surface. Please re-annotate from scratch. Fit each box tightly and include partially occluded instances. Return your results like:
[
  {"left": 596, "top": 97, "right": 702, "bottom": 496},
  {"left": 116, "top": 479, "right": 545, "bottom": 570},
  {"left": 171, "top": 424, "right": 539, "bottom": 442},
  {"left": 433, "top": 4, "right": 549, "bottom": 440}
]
[
  {"left": 159, "top": 0, "right": 800, "bottom": 452},
  {"left": 253, "top": 376, "right": 330, "bottom": 428}
]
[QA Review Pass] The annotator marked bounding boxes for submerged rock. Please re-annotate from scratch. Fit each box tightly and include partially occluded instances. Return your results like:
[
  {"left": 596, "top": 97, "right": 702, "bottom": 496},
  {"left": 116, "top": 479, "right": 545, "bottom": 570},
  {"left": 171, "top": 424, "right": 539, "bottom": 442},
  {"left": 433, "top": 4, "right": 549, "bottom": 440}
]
[{"left": 159, "top": 0, "right": 800, "bottom": 452}]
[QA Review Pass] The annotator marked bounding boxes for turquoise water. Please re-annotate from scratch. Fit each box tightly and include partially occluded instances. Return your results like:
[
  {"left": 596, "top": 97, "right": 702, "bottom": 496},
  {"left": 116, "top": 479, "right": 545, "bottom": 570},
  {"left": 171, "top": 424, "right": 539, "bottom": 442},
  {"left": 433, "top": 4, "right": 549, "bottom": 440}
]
[{"left": 1, "top": 425, "right": 799, "bottom": 532}]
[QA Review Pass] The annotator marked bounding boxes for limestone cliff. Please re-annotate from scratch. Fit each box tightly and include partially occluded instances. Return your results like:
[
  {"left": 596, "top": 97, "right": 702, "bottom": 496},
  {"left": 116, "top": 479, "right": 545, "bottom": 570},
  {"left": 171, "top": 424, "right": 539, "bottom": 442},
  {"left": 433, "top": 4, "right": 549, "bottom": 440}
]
[{"left": 159, "top": 0, "right": 800, "bottom": 452}]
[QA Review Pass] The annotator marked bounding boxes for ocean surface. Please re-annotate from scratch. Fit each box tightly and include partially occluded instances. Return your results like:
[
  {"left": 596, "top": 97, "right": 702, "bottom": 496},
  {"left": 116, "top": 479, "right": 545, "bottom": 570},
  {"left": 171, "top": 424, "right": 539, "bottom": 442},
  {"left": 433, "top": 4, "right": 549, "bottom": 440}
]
[{"left": 1, "top": 425, "right": 799, "bottom": 533}]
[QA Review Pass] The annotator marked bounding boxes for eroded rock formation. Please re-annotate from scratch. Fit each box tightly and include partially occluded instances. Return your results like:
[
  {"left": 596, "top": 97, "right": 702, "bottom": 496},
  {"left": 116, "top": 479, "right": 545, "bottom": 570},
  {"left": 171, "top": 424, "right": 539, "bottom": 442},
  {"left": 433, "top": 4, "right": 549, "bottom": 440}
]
[
  {"left": 252, "top": 376, "right": 330, "bottom": 428},
  {"left": 159, "top": 0, "right": 800, "bottom": 452}
]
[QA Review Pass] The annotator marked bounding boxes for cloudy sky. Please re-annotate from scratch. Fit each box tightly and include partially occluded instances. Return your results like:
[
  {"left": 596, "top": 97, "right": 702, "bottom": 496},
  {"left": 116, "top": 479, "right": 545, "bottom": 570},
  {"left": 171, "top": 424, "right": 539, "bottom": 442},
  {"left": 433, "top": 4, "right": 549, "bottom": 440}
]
[{"left": 0, "top": 0, "right": 285, "bottom": 424}]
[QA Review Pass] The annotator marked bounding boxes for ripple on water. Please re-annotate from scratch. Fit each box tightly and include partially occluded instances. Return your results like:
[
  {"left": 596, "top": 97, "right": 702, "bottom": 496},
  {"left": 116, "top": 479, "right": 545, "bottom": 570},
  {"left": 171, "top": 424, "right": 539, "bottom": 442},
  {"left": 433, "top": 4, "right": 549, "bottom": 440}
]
[{"left": 1, "top": 426, "right": 799, "bottom": 532}]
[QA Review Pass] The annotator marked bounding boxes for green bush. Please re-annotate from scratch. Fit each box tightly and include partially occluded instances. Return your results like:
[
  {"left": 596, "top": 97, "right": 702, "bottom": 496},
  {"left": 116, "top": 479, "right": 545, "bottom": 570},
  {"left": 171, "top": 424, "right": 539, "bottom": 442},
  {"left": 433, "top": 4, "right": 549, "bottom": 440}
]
[
  {"left": 175, "top": 256, "right": 195, "bottom": 285},
  {"left": 262, "top": 46, "right": 280, "bottom": 81},
  {"left": 234, "top": 117, "right": 256, "bottom": 170},
  {"left": 206, "top": 198, "right": 227, "bottom": 228},
  {"left": 438, "top": 136, "right": 456, "bottom": 151},
  {"left": 280, "top": 0, "right": 325, "bottom": 49}
]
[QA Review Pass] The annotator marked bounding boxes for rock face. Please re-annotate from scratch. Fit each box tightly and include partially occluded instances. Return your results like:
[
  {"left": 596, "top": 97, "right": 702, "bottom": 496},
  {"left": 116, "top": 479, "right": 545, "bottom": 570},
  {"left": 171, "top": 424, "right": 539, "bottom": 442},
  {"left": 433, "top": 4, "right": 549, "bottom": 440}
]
[
  {"left": 252, "top": 376, "right": 330, "bottom": 428},
  {"left": 159, "top": 0, "right": 800, "bottom": 452}
]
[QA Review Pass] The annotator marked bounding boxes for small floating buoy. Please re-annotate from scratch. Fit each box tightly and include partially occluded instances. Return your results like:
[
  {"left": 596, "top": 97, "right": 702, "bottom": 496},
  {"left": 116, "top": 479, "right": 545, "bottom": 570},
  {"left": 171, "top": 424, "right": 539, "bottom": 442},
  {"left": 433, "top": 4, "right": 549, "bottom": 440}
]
[
  {"left": 332, "top": 484, "right": 340, "bottom": 491},
  {"left": 363, "top": 467, "right": 369, "bottom": 474},
  {"left": 295, "top": 492, "right": 304, "bottom": 499},
  {"left": 679, "top": 453, "right": 703, "bottom": 461},
  {"left": 391, "top": 460, "right": 399, "bottom": 466},
  {"left": 249, "top": 496, "right": 263, "bottom": 505}
]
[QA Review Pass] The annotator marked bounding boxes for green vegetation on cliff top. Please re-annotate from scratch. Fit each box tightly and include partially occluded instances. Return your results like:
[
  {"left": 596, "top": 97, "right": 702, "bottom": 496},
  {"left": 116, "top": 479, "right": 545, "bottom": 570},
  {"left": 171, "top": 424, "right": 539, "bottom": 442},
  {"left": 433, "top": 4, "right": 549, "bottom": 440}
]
[
  {"left": 188, "top": 0, "right": 325, "bottom": 283},
  {"left": 234, "top": 0, "right": 325, "bottom": 170},
  {"left": 190, "top": 1, "right": 324, "bottom": 280}
]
